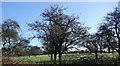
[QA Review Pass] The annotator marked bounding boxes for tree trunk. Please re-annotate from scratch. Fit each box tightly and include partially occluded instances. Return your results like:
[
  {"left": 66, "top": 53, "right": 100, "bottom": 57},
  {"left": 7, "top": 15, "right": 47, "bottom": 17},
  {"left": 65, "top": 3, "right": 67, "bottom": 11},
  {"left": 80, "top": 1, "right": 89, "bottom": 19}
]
[
  {"left": 50, "top": 53, "right": 53, "bottom": 61},
  {"left": 118, "top": 51, "right": 120, "bottom": 64},
  {"left": 100, "top": 47, "right": 102, "bottom": 53},
  {"left": 58, "top": 53, "right": 62, "bottom": 66},
  {"left": 100, "top": 49, "right": 102, "bottom": 53},
  {"left": 118, "top": 40, "right": 120, "bottom": 53},
  {"left": 118, "top": 40, "right": 120, "bottom": 64},
  {"left": 95, "top": 51, "right": 98, "bottom": 60},
  {"left": 53, "top": 51, "right": 57, "bottom": 64},
  {"left": 108, "top": 47, "right": 110, "bottom": 53}
]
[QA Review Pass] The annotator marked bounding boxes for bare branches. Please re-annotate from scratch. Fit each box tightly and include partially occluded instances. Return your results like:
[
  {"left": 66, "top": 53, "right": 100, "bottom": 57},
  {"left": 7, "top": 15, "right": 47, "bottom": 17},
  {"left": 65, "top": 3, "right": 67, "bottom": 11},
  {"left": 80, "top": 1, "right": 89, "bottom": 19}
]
[{"left": 28, "top": 5, "right": 88, "bottom": 64}]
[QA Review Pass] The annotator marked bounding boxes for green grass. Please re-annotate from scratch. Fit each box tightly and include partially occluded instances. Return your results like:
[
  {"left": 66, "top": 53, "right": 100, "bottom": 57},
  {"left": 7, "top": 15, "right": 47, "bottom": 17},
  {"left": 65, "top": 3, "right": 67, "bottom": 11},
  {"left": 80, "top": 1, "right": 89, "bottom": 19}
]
[
  {"left": 14, "top": 52, "right": 119, "bottom": 64},
  {"left": 14, "top": 55, "right": 51, "bottom": 63}
]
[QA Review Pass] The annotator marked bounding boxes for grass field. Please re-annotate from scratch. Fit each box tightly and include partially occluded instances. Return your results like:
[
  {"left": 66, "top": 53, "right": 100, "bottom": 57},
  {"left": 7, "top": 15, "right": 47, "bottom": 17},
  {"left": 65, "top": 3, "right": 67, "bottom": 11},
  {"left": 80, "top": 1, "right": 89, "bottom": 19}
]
[{"left": 14, "top": 52, "right": 119, "bottom": 64}]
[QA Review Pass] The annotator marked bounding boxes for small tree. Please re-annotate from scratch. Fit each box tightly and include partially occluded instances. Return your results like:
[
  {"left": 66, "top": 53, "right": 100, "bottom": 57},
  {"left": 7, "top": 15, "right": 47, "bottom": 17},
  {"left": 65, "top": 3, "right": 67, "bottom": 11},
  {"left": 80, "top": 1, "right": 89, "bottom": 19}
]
[
  {"left": 14, "top": 37, "right": 30, "bottom": 56},
  {"left": 83, "top": 34, "right": 99, "bottom": 59},
  {"left": 98, "top": 8, "right": 120, "bottom": 63},
  {"left": 81, "top": 33, "right": 106, "bottom": 59},
  {"left": 2, "top": 19, "right": 20, "bottom": 56},
  {"left": 98, "top": 24, "right": 117, "bottom": 53}
]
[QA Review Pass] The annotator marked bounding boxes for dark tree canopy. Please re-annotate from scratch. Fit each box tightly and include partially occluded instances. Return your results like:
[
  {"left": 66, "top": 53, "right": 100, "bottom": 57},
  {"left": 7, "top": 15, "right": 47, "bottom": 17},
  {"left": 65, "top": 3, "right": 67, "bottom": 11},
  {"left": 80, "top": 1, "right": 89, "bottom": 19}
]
[
  {"left": 2, "top": 19, "right": 20, "bottom": 56},
  {"left": 2, "top": 19, "right": 20, "bottom": 46}
]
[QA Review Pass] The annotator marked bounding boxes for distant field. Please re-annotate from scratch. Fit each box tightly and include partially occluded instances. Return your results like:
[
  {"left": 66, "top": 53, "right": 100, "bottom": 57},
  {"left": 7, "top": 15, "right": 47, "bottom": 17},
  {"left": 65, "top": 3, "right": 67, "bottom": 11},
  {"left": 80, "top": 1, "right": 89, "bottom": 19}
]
[{"left": 14, "top": 52, "right": 119, "bottom": 64}]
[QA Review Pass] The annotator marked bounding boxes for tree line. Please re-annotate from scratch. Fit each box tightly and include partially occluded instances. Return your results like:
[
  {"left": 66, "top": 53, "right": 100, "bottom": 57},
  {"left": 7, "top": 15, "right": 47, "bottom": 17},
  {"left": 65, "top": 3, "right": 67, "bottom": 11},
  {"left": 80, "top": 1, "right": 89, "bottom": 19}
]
[{"left": 1, "top": 5, "right": 120, "bottom": 64}]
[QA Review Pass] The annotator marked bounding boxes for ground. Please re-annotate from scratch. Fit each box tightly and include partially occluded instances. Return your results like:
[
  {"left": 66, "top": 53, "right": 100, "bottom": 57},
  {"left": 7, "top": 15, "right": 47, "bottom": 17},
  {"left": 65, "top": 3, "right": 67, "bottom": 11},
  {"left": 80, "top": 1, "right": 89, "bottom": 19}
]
[{"left": 10, "top": 52, "right": 119, "bottom": 64}]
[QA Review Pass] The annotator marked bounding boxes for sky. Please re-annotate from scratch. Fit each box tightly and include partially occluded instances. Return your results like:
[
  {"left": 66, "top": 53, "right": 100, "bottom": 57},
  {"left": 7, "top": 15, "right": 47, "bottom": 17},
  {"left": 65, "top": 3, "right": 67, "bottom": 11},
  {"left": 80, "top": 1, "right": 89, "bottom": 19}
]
[
  {"left": 1, "top": 0, "right": 120, "bottom": 2},
  {"left": 0, "top": 2, "right": 2, "bottom": 25},
  {"left": 2, "top": 2, "right": 118, "bottom": 46}
]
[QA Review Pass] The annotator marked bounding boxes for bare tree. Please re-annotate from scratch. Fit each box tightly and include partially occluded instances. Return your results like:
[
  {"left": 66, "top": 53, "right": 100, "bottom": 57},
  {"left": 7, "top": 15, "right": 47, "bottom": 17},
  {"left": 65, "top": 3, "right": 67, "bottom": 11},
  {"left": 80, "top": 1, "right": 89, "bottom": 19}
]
[
  {"left": 2, "top": 19, "right": 20, "bottom": 56},
  {"left": 28, "top": 5, "right": 88, "bottom": 65},
  {"left": 99, "top": 8, "right": 120, "bottom": 54},
  {"left": 98, "top": 7, "right": 120, "bottom": 63}
]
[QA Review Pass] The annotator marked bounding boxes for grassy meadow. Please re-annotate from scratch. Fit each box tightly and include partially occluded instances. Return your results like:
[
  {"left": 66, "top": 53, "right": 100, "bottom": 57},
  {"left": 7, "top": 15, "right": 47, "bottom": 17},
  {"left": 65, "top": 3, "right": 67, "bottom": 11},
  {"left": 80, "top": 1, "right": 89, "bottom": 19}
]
[{"left": 13, "top": 52, "right": 119, "bottom": 64}]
